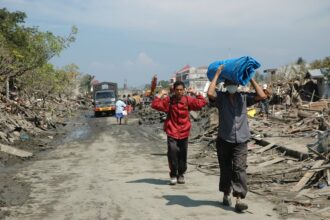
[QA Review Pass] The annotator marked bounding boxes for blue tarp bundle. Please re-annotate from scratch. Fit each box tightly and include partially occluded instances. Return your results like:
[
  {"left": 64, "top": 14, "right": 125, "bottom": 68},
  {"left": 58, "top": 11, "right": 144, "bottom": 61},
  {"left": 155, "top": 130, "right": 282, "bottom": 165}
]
[{"left": 206, "top": 56, "right": 261, "bottom": 86}]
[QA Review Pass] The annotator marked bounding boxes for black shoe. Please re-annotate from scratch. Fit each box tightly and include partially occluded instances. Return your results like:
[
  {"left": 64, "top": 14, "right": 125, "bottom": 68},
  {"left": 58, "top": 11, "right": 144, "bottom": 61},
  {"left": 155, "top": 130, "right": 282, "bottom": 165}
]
[
  {"left": 222, "top": 196, "right": 232, "bottom": 206},
  {"left": 235, "top": 202, "right": 248, "bottom": 212},
  {"left": 177, "top": 175, "right": 185, "bottom": 184}
]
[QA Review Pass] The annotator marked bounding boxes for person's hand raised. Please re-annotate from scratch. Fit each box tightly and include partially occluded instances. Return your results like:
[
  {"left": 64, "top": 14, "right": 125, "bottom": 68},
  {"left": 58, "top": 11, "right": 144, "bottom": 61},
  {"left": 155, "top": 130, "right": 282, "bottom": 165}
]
[
  {"left": 158, "top": 89, "right": 168, "bottom": 98},
  {"left": 215, "top": 64, "right": 224, "bottom": 77},
  {"left": 188, "top": 87, "right": 201, "bottom": 96}
]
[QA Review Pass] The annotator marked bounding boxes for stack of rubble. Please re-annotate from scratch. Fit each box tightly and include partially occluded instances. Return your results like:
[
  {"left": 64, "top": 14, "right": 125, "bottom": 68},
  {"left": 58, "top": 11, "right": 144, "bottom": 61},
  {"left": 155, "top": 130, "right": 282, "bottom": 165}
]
[
  {"left": 0, "top": 93, "right": 89, "bottom": 160},
  {"left": 137, "top": 106, "right": 167, "bottom": 125},
  {"left": 135, "top": 98, "right": 329, "bottom": 218}
]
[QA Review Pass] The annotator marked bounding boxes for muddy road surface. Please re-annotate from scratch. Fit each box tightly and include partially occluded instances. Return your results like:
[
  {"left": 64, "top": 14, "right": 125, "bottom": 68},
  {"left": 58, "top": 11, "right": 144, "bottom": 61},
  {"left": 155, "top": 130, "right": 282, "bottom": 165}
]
[{"left": 2, "top": 114, "right": 279, "bottom": 220}]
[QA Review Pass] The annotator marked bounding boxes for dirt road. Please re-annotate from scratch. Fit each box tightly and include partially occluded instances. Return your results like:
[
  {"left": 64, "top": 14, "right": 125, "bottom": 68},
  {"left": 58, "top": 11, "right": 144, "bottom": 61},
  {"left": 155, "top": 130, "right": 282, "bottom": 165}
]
[{"left": 3, "top": 115, "right": 280, "bottom": 220}]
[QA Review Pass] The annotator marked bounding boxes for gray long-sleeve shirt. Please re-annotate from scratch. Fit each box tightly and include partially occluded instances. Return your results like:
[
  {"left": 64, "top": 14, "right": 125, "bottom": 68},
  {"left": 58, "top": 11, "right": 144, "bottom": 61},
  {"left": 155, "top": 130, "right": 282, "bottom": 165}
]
[{"left": 215, "top": 91, "right": 256, "bottom": 143}]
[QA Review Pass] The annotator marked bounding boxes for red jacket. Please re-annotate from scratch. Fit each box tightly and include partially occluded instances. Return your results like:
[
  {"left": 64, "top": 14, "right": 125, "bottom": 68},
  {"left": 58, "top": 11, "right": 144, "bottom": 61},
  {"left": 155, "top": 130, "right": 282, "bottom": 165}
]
[{"left": 151, "top": 95, "right": 207, "bottom": 139}]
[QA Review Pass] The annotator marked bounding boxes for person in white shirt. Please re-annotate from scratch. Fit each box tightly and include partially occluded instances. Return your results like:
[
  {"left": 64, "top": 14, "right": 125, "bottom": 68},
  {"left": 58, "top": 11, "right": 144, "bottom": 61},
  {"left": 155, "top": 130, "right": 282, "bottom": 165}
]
[{"left": 115, "top": 97, "right": 126, "bottom": 125}]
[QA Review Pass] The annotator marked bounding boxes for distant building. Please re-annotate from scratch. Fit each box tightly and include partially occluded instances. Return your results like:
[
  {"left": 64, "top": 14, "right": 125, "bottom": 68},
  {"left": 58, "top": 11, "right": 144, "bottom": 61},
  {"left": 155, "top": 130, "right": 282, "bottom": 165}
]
[
  {"left": 169, "top": 74, "right": 176, "bottom": 88},
  {"left": 173, "top": 65, "right": 209, "bottom": 95},
  {"left": 188, "top": 66, "right": 209, "bottom": 94},
  {"left": 175, "top": 65, "right": 191, "bottom": 84},
  {"left": 263, "top": 68, "right": 277, "bottom": 75}
]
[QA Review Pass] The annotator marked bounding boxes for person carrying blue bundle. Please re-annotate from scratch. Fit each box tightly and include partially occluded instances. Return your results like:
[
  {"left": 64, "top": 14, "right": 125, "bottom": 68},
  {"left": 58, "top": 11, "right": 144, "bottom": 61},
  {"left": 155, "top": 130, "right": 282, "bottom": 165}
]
[
  {"left": 207, "top": 56, "right": 261, "bottom": 86},
  {"left": 207, "top": 65, "right": 267, "bottom": 212}
]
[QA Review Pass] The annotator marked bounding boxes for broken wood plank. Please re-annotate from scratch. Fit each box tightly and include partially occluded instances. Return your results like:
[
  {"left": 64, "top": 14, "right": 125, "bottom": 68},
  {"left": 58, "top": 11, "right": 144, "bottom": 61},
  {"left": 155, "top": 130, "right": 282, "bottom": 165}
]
[
  {"left": 288, "top": 127, "right": 314, "bottom": 134},
  {"left": 257, "top": 157, "right": 286, "bottom": 168},
  {"left": 316, "top": 207, "right": 330, "bottom": 214},
  {"left": 251, "top": 135, "right": 262, "bottom": 141},
  {"left": 189, "top": 111, "right": 199, "bottom": 121},
  {"left": 287, "top": 205, "right": 295, "bottom": 214},
  {"left": 0, "top": 143, "right": 33, "bottom": 158},
  {"left": 318, "top": 191, "right": 330, "bottom": 196},
  {"left": 291, "top": 160, "right": 325, "bottom": 192},
  {"left": 256, "top": 143, "right": 276, "bottom": 153},
  {"left": 307, "top": 145, "right": 328, "bottom": 160},
  {"left": 248, "top": 142, "right": 262, "bottom": 151},
  {"left": 295, "top": 188, "right": 311, "bottom": 198},
  {"left": 283, "top": 198, "right": 312, "bottom": 206}
]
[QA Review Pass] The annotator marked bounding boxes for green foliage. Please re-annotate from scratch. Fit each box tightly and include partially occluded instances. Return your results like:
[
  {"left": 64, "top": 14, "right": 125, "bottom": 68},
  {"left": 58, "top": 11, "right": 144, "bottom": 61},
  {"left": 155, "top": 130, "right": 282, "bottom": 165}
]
[
  {"left": 0, "top": 8, "right": 78, "bottom": 79},
  {"left": 310, "top": 57, "right": 330, "bottom": 69},
  {"left": 158, "top": 80, "right": 169, "bottom": 88},
  {"left": 79, "top": 74, "right": 93, "bottom": 94},
  {"left": 19, "top": 63, "right": 81, "bottom": 99},
  {"left": 0, "top": 8, "right": 80, "bottom": 100},
  {"left": 0, "top": 8, "right": 27, "bottom": 48}
]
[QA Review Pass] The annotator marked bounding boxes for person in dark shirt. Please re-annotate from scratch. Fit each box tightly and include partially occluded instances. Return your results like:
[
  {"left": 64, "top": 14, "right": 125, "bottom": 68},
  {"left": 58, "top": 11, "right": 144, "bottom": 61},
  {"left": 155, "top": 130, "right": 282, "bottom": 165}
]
[{"left": 207, "top": 65, "right": 267, "bottom": 212}]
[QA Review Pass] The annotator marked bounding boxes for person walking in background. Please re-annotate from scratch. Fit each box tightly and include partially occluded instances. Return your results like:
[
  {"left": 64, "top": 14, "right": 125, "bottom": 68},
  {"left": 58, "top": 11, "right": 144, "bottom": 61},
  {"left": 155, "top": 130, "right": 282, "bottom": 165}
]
[
  {"left": 115, "top": 96, "right": 126, "bottom": 125},
  {"left": 122, "top": 94, "right": 130, "bottom": 125},
  {"left": 126, "top": 94, "right": 133, "bottom": 114},
  {"left": 207, "top": 65, "right": 267, "bottom": 212},
  {"left": 152, "top": 81, "right": 207, "bottom": 185},
  {"left": 128, "top": 94, "right": 137, "bottom": 112},
  {"left": 285, "top": 93, "right": 291, "bottom": 112},
  {"left": 260, "top": 84, "right": 271, "bottom": 119}
]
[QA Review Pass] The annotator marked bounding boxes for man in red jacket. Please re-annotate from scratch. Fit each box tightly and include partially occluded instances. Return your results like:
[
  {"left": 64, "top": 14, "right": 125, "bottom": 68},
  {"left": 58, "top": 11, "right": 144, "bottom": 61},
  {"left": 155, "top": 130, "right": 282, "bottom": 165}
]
[{"left": 152, "top": 81, "right": 207, "bottom": 185}]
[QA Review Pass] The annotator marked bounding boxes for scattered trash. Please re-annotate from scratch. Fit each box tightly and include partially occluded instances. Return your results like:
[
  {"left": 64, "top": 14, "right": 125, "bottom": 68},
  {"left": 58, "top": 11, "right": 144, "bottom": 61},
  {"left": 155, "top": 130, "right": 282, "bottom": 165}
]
[{"left": 19, "top": 133, "right": 29, "bottom": 141}]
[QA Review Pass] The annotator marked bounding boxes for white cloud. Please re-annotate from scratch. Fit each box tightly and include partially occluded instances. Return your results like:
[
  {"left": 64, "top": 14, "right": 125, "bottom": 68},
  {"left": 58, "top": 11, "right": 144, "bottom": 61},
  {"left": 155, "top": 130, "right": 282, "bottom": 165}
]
[
  {"left": 125, "top": 52, "right": 157, "bottom": 67},
  {"left": 87, "top": 52, "right": 158, "bottom": 85},
  {"left": 5, "top": 0, "right": 329, "bottom": 50},
  {"left": 4, "top": 0, "right": 330, "bottom": 30},
  {"left": 3, "top": 0, "right": 330, "bottom": 86}
]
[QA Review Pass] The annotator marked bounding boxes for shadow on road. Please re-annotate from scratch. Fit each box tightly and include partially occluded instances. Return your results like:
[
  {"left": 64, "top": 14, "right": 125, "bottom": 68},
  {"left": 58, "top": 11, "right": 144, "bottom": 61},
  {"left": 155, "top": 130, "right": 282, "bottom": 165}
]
[
  {"left": 126, "top": 178, "right": 169, "bottom": 185},
  {"left": 150, "top": 153, "right": 167, "bottom": 156},
  {"left": 163, "top": 195, "right": 235, "bottom": 211}
]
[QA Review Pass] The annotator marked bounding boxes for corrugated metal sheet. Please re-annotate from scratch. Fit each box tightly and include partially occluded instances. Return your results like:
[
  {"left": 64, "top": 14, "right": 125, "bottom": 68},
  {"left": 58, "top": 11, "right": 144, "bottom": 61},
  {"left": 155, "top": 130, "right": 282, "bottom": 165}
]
[{"left": 307, "top": 69, "right": 323, "bottom": 78}]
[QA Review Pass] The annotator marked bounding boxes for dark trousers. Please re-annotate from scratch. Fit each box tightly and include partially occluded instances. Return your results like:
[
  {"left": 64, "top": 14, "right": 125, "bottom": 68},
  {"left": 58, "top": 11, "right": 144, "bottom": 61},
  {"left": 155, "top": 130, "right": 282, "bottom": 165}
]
[
  {"left": 167, "top": 136, "right": 188, "bottom": 178},
  {"left": 216, "top": 138, "right": 248, "bottom": 199}
]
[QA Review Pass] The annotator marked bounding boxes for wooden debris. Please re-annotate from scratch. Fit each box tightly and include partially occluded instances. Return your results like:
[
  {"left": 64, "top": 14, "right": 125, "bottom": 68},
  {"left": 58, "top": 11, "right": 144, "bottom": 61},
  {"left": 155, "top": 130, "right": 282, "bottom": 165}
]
[
  {"left": 307, "top": 144, "right": 328, "bottom": 160},
  {"left": 256, "top": 143, "right": 276, "bottom": 153},
  {"left": 0, "top": 143, "right": 33, "bottom": 158},
  {"left": 189, "top": 111, "right": 199, "bottom": 121},
  {"left": 283, "top": 198, "right": 312, "bottom": 206},
  {"left": 257, "top": 157, "right": 286, "bottom": 168},
  {"left": 315, "top": 206, "right": 330, "bottom": 214},
  {"left": 287, "top": 205, "right": 295, "bottom": 214},
  {"left": 295, "top": 188, "right": 311, "bottom": 198},
  {"left": 304, "top": 101, "right": 328, "bottom": 111},
  {"left": 291, "top": 160, "right": 325, "bottom": 192}
]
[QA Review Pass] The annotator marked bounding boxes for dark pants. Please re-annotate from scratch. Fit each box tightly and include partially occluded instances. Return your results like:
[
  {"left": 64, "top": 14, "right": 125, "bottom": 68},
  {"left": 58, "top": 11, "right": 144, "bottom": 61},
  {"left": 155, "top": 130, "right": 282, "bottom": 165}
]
[
  {"left": 167, "top": 136, "right": 188, "bottom": 178},
  {"left": 260, "top": 99, "right": 270, "bottom": 116},
  {"left": 216, "top": 138, "right": 248, "bottom": 199}
]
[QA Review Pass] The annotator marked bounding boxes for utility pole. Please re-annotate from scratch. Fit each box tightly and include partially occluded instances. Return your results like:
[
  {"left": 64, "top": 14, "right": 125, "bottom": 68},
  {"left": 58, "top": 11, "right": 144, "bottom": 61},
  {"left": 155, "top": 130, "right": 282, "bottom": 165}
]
[{"left": 124, "top": 79, "right": 128, "bottom": 90}]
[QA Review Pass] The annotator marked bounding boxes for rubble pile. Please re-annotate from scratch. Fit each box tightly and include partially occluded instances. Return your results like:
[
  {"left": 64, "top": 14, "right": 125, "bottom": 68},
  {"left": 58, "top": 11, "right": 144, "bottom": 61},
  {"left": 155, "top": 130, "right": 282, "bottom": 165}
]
[
  {"left": 137, "top": 106, "right": 167, "bottom": 125},
  {"left": 188, "top": 100, "right": 330, "bottom": 219},
  {"left": 138, "top": 98, "right": 330, "bottom": 219},
  {"left": 0, "top": 93, "right": 89, "bottom": 160}
]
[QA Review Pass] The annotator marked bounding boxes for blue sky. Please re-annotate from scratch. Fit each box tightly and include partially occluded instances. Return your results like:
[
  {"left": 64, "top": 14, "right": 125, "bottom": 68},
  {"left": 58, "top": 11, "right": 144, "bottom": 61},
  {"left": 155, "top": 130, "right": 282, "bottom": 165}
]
[{"left": 2, "top": 0, "right": 330, "bottom": 88}]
